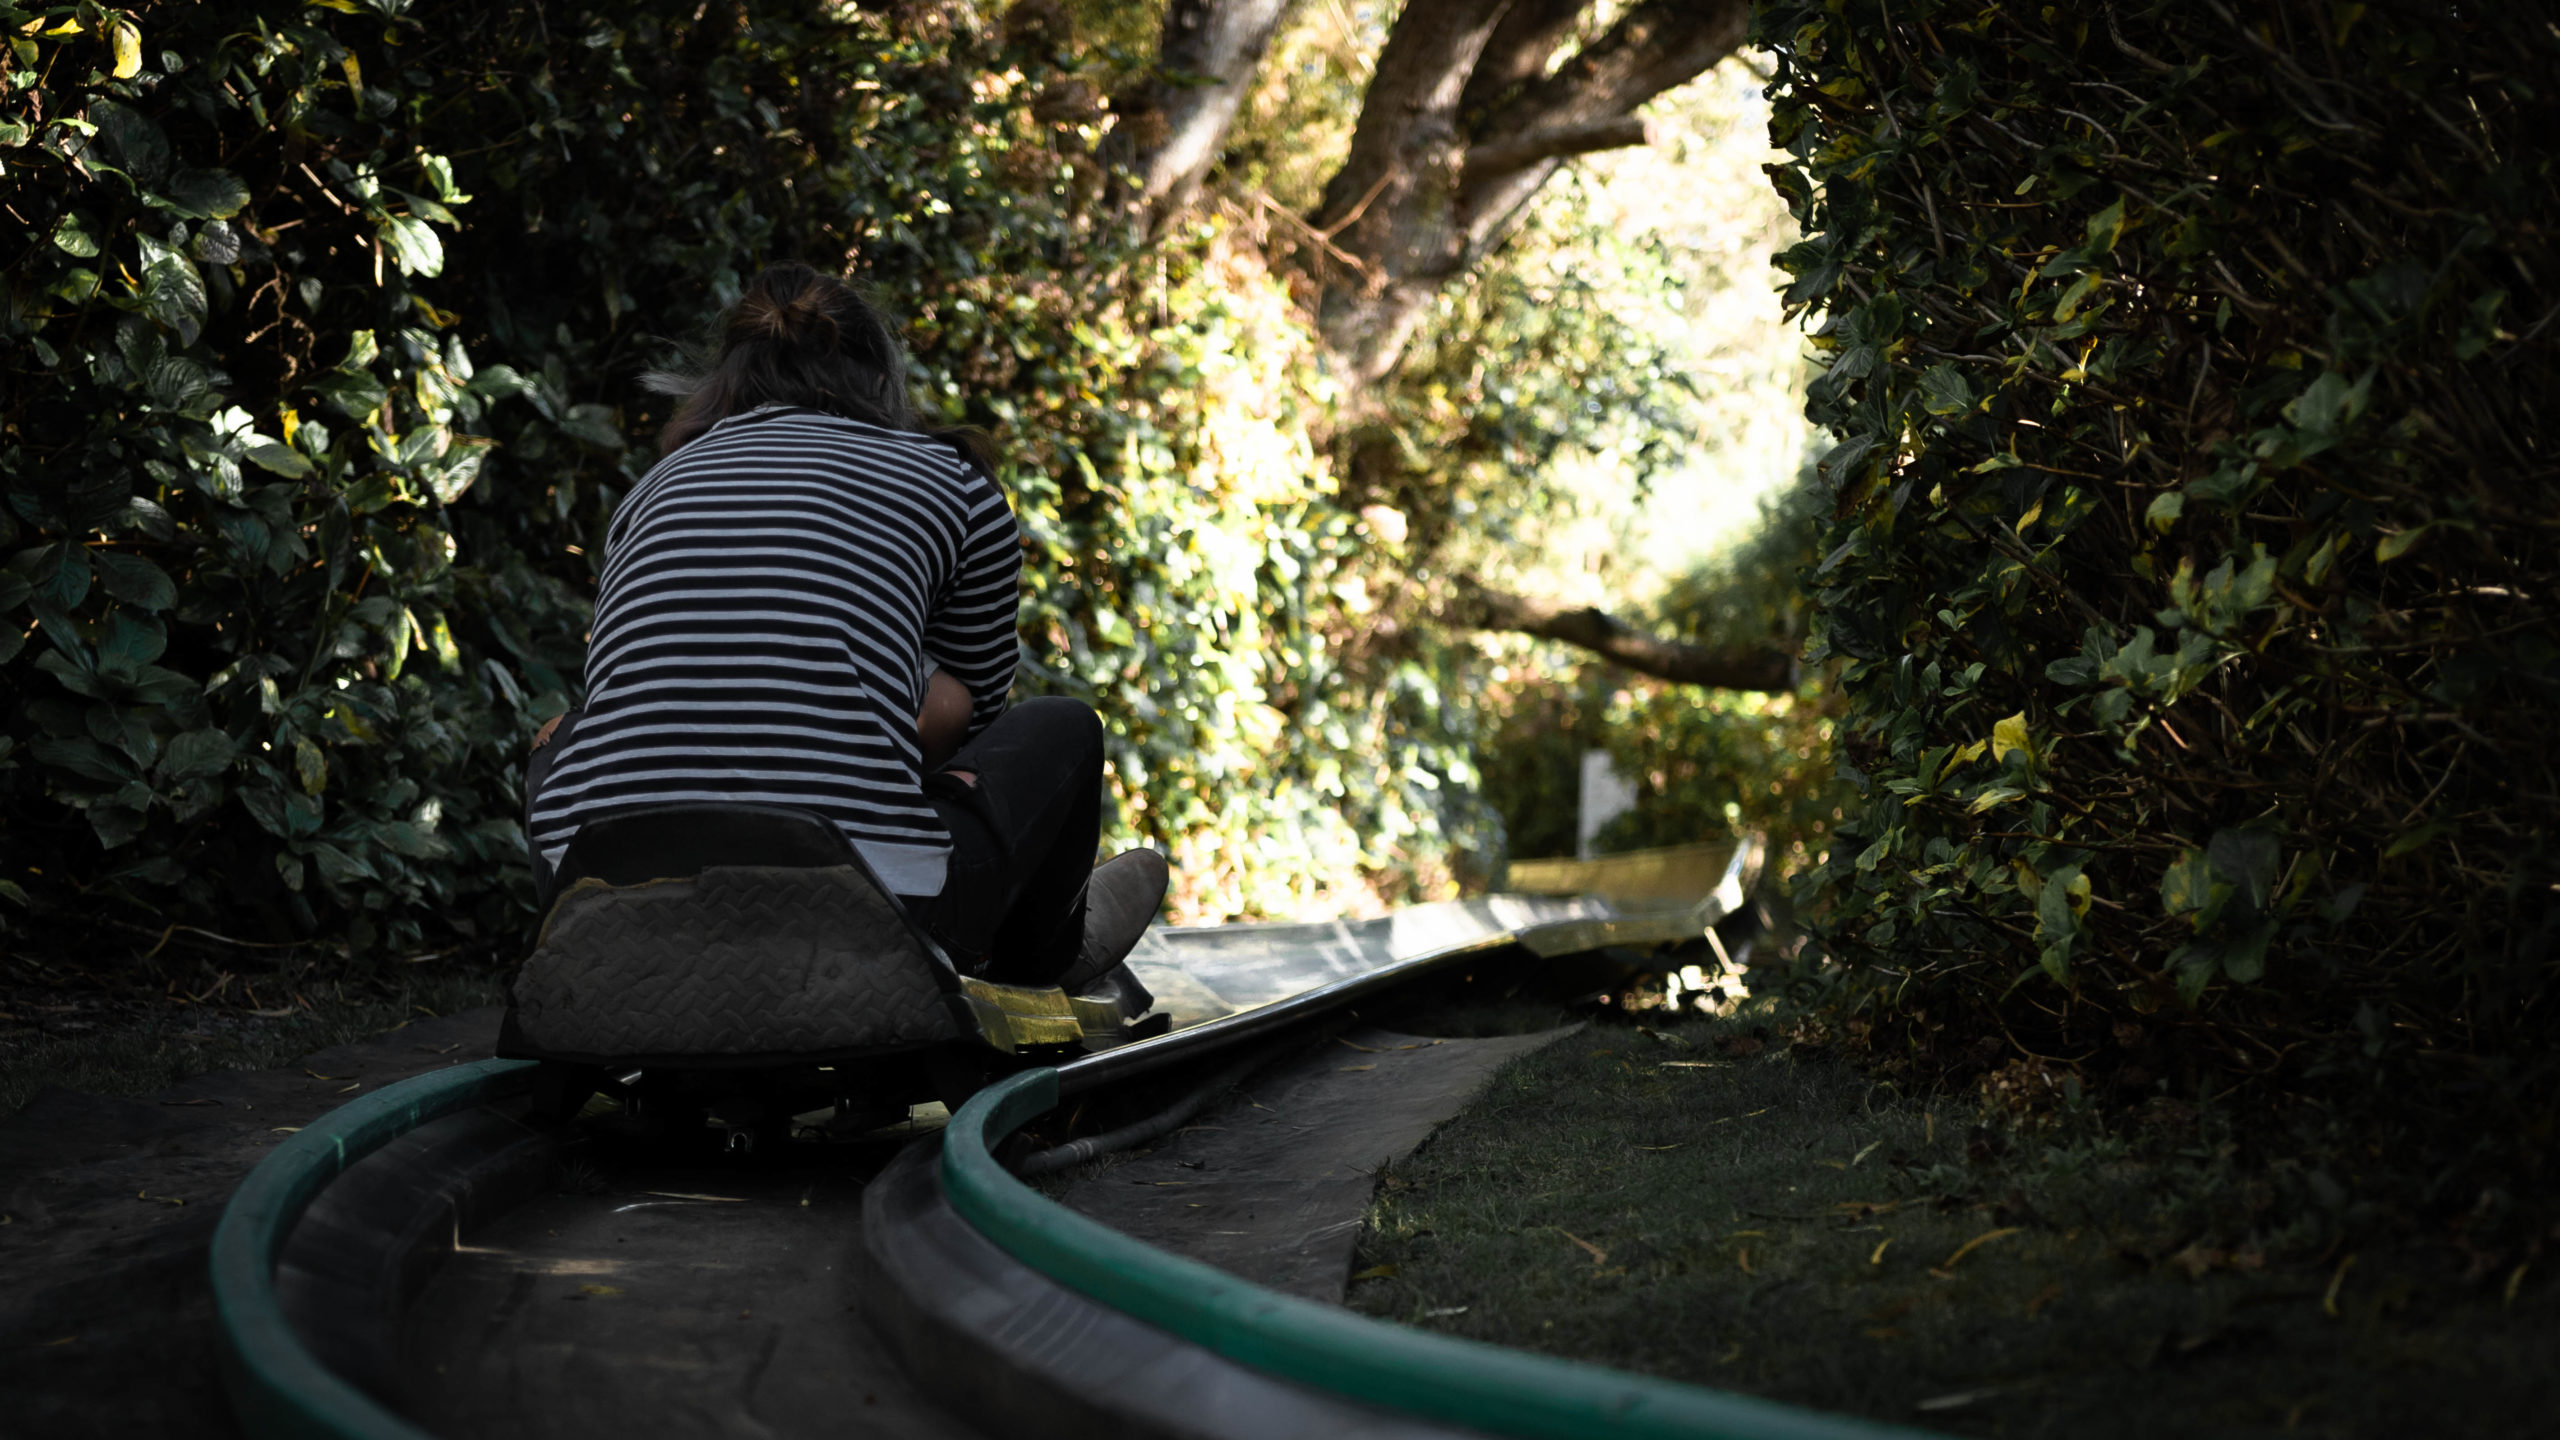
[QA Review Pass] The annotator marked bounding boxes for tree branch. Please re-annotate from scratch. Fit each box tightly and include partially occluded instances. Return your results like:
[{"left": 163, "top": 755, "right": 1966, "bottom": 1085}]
[
  {"left": 1455, "top": 584, "right": 1797, "bottom": 692},
  {"left": 1299, "top": 0, "right": 1747, "bottom": 394},
  {"left": 1308, "top": 0, "right": 1512, "bottom": 234},
  {"left": 1463, "top": 116, "right": 1655, "bottom": 181},
  {"left": 1121, "top": 0, "right": 1301, "bottom": 227},
  {"left": 1454, "top": 0, "right": 1589, "bottom": 124},
  {"left": 1481, "top": 0, "right": 1748, "bottom": 142}
]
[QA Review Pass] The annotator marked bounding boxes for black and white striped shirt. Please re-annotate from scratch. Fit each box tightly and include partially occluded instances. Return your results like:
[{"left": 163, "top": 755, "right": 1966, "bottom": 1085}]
[{"left": 526, "top": 406, "right": 1021, "bottom": 895}]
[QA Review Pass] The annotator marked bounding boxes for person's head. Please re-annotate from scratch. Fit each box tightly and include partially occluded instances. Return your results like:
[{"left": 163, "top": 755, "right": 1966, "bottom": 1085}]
[{"left": 648, "top": 263, "right": 918, "bottom": 455}]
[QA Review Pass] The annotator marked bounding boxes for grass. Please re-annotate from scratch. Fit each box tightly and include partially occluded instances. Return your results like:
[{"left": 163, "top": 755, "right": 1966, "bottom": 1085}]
[
  {"left": 0, "top": 967, "right": 508, "bottom": 1119},
  {"left": 1348, "top": 1005, "right": 2560, "bottom": 1438}
]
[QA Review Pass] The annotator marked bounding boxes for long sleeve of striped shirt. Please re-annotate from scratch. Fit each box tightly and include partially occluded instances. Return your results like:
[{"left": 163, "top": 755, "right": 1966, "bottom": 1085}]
[
  {"left": 925, "top": 464, "right": 1021, "bottom": 742},
  {"left": 526, "top": 406, "right": 1023, "bottom": 897}
]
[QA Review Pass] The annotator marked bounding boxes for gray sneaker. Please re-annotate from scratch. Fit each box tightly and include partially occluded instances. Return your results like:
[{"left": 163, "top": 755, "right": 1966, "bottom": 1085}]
[{"left": 1059, "top": 849, "right": 1169, "bottom": 1003}]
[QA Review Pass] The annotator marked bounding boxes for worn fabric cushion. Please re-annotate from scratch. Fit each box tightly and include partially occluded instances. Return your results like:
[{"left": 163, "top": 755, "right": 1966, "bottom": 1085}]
[{"left": 511, "top": 864, "right": 961, "bottom": 1057}]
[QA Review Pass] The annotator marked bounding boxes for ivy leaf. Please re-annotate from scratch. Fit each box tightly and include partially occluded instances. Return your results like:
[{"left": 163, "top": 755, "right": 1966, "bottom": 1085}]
[
  {"left": 135, "top": 239, "right": 208, "bottom": 347},
  {"left": 2083, "top": 197, "right": 2127, "bottom": 253},
  {"left": 84, "top": 98, "right": 171, "bottom": 185},
  {"left": 34, "top": 649, "right": 106, "bottom": 699},
  {"left": 2220, "top": 920, "right": 2277, "bottom": 984},
  {"left": 96, "top": 611, "right": 169, "bottom": 678},
  {"left": 377, "top": 214, "right": 445, "bottom": 277},
  {"left": 1916, "top": 364, "right": 1973, "bottom": 416},
  {"left": 2282, "top": 369, "right": 2372, "bottom": 437},
  {"left": 88, "top": 794, "right": 152, "bottom": 850},
  {"left": 1816, "top": 434, "right": 1877, "bottom": 492},
  {"left": 463, "top": 364, "right": 535, "bottom": 401},
  {"left": 22, "top": 543, "right": 95, "bottom": 610},
  {"left": 559, "top": 403, "right": 627, "bottom": 451},
  {"left": 1990, "top": 711, "right": 2033, "bottom": 763},
  {"left": 294, "top": 736, "right": 328, "bottom": 795},
  {"left": 30, "top": 736, "right": 139, "bottom": 785},
  {"left": 1967, "top": 784, "right": 2024, "bottom": 814},
  {"left": 2053, "top": 272, "right": 2102, "bottom": 322},
  {"left": 158, "top": 728, "right": 237, "bottom": 780},
  {"left": 307, "top": 840, "right": 376, "bottom": 883},
  {"left": 375, "top": 820, "right": 453, "bottom": 860},
  {"left": 2158, "top": 849, "right": 2214, "bottom": 917},
  {"left": 310, "top": 370, "right": 391, "bottom": 423},
  {"left": 2035, "top": 860, "right": 2085, "bottom": 942},
  {"left": 241, "top": 785, "right": 325, "bottom": 840},
  {"left": 2205, "top": 827, "right": 2281, "bottom": 915},
  {"left": 109, "top": 19, "right": 142, "bottom": 79},
  {"left": 2170, "top": 942, "right": 2221, "bottom": 1005},
  {"left": 2375, "top": 522, "right": 2437, "bottom": 562},
  {"left": 243, "top": 441, "right": 316, "bottom": 479},
  {"left": 2043, "top": 654, "right": 2099, "bottom": 686},
  {"left": 95, "top": 552, "right": 177, "bottom": 612},
  {"left": 51, "top": 210, "right": 102, "bottom": 258},
  {"left": 158, "top": 168, "right": 252, "bottom": 220},
  {"left": 143, "top": 355, "right": 218, "bottom": 414}
]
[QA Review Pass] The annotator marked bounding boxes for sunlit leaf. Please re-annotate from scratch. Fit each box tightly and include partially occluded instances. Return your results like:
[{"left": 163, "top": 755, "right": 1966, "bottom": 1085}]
[
  {"left": 109, "top": 20, "right": 142, "bottom": 78},
  {"left": 377, "top": 214, "right": 445, "bottom": 277},
  {"left": 244, "top": 441, "right": 316, "bottom": 479},
  {"left": 1989, "top": 712, "right": 2032, "bottom": 763}
]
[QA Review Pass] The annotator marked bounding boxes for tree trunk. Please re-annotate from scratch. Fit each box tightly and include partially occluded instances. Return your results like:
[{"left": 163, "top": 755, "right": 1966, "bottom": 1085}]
[
  {"left": 1118, "top": 0, "right": 1748, "bottom": 395},
  {"left": 1120, "top": 0, "right": 1303, "bottom": 230},
  {"left": 1454, "top": 584, "right": 1796, "bottom": 692},
  {"left": 1308, "top": 0, "right": 1750, "bottom": 395}
]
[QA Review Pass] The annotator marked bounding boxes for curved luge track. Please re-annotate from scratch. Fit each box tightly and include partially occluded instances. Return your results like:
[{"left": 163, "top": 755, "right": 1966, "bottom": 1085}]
[
  {"left": 402, "top": 1153, "right": 961, "bottom": 1438},
  {"left": 216, "top": 846, "right": 1935, "bottom": 1440}
]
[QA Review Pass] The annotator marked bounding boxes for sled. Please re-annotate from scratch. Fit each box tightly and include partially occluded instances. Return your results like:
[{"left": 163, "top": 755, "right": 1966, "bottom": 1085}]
[{"left": 494, "top": 802, "right": 1164, "bottom": 1150}]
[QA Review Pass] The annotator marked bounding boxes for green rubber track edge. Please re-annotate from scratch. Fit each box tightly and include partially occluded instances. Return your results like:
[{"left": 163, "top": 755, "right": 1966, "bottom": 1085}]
[
  {"left": 945, "top": 1068, "right": 1943, "bottom": 1440},
  {"left": 210, "top": 1056, "right": 540, "bottom": 1440}
]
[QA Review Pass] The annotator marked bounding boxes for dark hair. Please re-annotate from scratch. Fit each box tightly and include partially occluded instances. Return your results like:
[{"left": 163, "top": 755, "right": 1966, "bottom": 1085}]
[{"left": 647, "top": 262, "right": 992, "bottom": 472}]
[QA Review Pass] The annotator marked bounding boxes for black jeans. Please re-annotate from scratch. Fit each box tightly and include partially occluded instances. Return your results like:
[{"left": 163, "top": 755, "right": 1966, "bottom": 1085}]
[
  {"left": 905, "top": 697, "right": 1105, "bottom": 985},
  {"left": 523, "top": 697, "right": 1104, "bottom": 984}
]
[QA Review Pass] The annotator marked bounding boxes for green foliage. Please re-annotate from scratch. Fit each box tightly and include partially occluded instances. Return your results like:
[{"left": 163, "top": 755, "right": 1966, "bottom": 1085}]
[
  {"left": 1357, "top": 179, "right": 1737, "bottom": 882},
  {"left": 2, "top": 0, "right": 1597, "bottom": 952},
  {"left": 1479, "top": 474, "right": 1843, "bottom": 872},
  {"left": 1756, "top": 1, "right": 2560, "bottom": 1133},
  {"left": 2, "top": 0, "right": 595, "bottom": 958}
]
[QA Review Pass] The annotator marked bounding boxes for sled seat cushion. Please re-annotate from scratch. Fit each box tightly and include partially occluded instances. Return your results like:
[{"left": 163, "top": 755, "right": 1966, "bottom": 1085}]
[{"left": 512, "top": 861, "right": 963, "bottom": 1059}]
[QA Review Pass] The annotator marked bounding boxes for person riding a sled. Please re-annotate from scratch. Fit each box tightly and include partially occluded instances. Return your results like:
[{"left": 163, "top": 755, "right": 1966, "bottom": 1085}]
[{"left": 517, "top": 261, "right": 1167, "bottom": 1032}]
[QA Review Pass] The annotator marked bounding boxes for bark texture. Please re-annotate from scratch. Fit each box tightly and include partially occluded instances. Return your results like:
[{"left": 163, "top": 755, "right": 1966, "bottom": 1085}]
[
  {"left": 1308, "top": 0, "right": 1752, "bottom": 393},
  {"left": 1120, "top": 0, "right": 1302, "bottom": 227},
  {"left": 1454, "top": 584, "right": 1796, "bottom": 692},
  {"left": 1118, "top": 0, "right": 1748, "bottom": 393}
]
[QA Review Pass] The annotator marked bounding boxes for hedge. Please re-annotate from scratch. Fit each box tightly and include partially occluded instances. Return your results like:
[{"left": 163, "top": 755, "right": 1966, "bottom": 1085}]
[
  {"left": 1758, "top": 0, "right": 2558, "bottom": 1172},
  {"left": 1, "top": 0, "right": 1537, "bottom": 961}
]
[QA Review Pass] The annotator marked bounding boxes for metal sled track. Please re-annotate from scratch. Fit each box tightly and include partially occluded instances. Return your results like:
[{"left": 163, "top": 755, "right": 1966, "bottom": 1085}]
[{"left": 200, "top": 839, "right": 1923, "bottom": 1440}]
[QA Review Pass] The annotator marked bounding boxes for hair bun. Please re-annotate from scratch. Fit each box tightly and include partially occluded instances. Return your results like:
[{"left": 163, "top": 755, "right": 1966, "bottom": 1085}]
[
  {"left": 736, "top": 275, "right": 843, "bottom": 353},
  {"left": 655, "top": 262, "right": 916, "bottom": 455}
]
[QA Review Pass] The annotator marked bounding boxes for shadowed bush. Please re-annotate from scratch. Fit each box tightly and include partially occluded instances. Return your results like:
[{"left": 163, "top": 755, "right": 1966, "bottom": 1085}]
[
  {"left": 1755, "top": 0, "right": 2559, "bottom": 1194},
  {"left": 4, "top": 0, "right": 1596, "bottom": 961}
]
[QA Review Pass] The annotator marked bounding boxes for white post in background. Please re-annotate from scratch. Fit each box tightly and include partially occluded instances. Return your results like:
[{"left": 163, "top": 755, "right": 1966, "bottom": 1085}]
[{"left": 1576, "top": 749, "right": 1638, "bottom": 861}]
